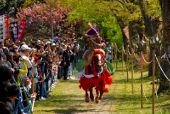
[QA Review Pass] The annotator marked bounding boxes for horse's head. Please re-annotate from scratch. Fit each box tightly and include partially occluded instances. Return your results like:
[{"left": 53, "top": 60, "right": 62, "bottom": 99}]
[
  {"left": 92, "top": 49, "right": 105, "bottom": 74},
  {"left": 94, "top": 53, "right": 104, "bottom": 70}
]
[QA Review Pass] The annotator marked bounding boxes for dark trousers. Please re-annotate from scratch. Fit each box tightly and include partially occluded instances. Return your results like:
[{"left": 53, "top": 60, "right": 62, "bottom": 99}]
[
  {"left": 63, "top": 66, "right": 68, "bottom": 80},
  {"left": 58, "top": 67, "right": 62, "bottom": 79},
  {"left": 45, "top": 80, "right": 49, "bottom": 95},
  {"left": 36, "top": 83, "right": 40, "bottom": 100}
]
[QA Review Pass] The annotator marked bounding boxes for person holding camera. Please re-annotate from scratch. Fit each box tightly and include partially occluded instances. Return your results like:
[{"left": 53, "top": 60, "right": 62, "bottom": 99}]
[{"left": 19, "top": 45, "right": 33, "bottom": 78}]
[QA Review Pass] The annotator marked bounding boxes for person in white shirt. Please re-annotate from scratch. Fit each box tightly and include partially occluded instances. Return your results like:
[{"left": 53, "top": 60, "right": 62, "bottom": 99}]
[{"left": 20, "top": 45, "right": 33, "bottom": 78}]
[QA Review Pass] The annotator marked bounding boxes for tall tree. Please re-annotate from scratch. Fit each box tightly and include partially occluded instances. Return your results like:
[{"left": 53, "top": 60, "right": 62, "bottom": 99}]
[
  {"left": 138, "top": 0, "right": 161, "bottom": 77},
  {"left": 0, "top": 0, "right": 25, "bottom": 17},
  {"left": 157, "top": 0, "right": 170, "bottom": 94},
  {"left": 16, "top": 0, "right": 73, "bottom": 38}
]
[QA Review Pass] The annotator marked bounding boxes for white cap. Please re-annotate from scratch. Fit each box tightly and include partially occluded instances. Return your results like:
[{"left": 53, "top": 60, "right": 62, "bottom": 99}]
[
  {"left": 37, "top": 40, "right": 40, "bottom": 43},
  {"left": 21, "top": 45, "right": 31, "bottom": 50},
  {"left": 45, "top": 41, "right": 50, "bottom": 45},
  {"left": 51, "top": 43, "right": 56, "bottom": 46}
]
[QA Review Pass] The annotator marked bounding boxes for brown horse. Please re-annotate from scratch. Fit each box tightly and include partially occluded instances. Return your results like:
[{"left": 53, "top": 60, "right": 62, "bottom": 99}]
[
  {"left": 79, "top": 49, "right": 112, "bottom": 103},
  {"left": 85, "top": 52, "right": 104, "bottom": 103}
]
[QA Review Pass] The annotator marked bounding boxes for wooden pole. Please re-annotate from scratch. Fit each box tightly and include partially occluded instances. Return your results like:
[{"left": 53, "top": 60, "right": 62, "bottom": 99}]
[
  {"left": 131, "top": 48, "right": 134, "bottom": 94},
  {"left": 126, "top": 45, "right": 128, "bottom": 81},
  {"left": 122, "top": 45, "right": 124, "bottom": 75},
  {"left": 152, "top": 50, "right": 155, "bottom": 114},
  {"left": 32, "top": 50, "right": 35, "bottom": 95},
  {"left": 111, "top": 42, "right": 113, "bottom": 65},
  {"left": 50, "top": 3, "right": 54, "bottom": 39},
  {"left": 115, "top": 43, "right": 117, "bottom": 70},
  {"left": 31, "top": 50, "right": 35, "bottom": 111},
  {"left": 141, "top": 51, "right": 143, "bottom": 109}
]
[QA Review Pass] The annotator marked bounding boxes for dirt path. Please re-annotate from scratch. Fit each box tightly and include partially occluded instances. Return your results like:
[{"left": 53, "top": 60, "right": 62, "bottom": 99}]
[{"left": 34, "top": 77, "right": 116, "bottom": 114}]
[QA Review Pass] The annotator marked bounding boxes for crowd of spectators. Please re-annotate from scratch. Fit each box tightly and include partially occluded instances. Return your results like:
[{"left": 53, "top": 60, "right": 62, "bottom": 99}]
[{"left": 0, "top": 37, "right": 80, "bottom": 114}]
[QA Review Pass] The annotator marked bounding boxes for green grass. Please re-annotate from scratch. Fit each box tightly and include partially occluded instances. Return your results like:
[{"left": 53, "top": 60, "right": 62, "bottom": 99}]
[{"left": 34, "top": 61, "right": 170, "bottom": 114}]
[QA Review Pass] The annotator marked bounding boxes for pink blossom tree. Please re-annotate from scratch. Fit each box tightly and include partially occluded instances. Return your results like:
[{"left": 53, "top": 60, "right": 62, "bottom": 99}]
[{"left": 16, "top": 0, "right": 75, "bottom": 38}]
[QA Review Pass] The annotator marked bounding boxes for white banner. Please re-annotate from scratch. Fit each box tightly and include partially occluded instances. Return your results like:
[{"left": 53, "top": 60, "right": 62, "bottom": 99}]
[{"left": 0, "top": 15, "right": 6, "bottom": 42}]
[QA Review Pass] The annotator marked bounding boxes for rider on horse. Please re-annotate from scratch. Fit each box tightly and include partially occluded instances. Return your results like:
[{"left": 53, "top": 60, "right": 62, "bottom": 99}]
[{"left": 75, "top": 22, "right": 114, "bottom": 103}]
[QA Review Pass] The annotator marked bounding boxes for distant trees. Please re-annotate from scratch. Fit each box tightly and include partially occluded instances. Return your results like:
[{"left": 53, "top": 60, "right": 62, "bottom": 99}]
[
  {"left": 0, "top": 0, "right": 25, "bottom": 17},
  {"left": 17, "top": 0, "right": 76, "bottom": 38}
]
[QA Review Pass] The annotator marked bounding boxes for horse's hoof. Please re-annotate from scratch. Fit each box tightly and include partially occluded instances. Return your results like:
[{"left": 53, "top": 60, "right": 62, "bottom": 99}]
[
  {"left": 99, "top": 96, "right": 103, "bottom": 100},
  {"left": 95, "top": 96, "right": 100, "bottom": 103},
  {"left": 90, "top": 95, "right": 94, "bottom": 102},
  {"left": 91, "top": 98, "right": 94, "bottom": 102},
  {"left": 85, "top": 95, "right": 90, "bottom": 102}
]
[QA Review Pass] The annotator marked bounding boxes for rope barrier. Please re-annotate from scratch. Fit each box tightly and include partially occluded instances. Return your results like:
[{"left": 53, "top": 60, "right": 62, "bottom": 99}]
[
  {"left": 117, "top": 48, "right": 122, "bottom": 53},
  {"left": 113, "top": 43, "right": 169, "bottom": 113},
  {"left": 133, "top": 44, "right": 138, "bottom": 48},
  {"left": 123, "top": 49, "right": 126, "bottom": 55},
  {"left": 134, "top": 53, "right": 141, "bottom": 60},
  {"left": 155, "top": 54, "right": 170, "bottom": 82},
  {"left": 165, "top": 53, "right": 170, "bottom": 65},
  {"left": 127, "top": 48, "right": 131, "bottom": 56},
  {"left": 141, "top": 55, "right": 153, "bottom": 64}
]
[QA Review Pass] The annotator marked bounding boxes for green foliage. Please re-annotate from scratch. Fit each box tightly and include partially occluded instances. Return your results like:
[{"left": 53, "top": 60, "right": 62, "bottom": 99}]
[
  {"left": 22, "top": 0, "right": 37, "bottom": 7},
  {"left": 100, "top": 15, "right": 123, "bottom": 49},
  {"left": 62, "top": 0, "right": 123, "bottom": 48},
  {"left": 0, "top": 0, "right": 24, "bottom": 17},
  {"left": 144, "top": 0, "right": 161, "bottom": 18}
]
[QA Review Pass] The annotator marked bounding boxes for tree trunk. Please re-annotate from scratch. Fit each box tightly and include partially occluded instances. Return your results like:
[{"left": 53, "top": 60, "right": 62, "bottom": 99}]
[
  {"left": 139, "top": 0, "right": 159, "bottom": 77},
  {"left": 50, "top": 4, "right": 54, "bottom": 39},
  {"left": 157, "top": 0, "right": 170, "bottom": 94},
  {"left": 121, "top": 28, "right": 128, "bottom": 61},
  {"left": 129, "top": 21, "right": 139, "bottom": 51}
]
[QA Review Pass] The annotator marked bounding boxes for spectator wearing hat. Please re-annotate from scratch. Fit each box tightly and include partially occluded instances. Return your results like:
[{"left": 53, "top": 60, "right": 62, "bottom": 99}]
[
  {"left": 51, "top": 43, "right": 56, "bottom": 54},
  {"left": 20, "top": 45, "right": 33, "bottom": 78}
]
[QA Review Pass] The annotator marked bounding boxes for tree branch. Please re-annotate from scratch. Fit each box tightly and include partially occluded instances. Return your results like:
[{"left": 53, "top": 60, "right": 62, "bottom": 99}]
[
  {"left": 126, "top": 0, "right": 130, "bottom": 3},
  {"left": 117, "top": 0, "right": 125, "bottom": 5},
  {"left": 123, "top": 0, "right": 127, "bottom": 3}
]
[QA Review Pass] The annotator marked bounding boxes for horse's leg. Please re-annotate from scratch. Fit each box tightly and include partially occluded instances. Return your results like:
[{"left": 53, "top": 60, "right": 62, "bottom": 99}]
[
  {"left": 99, "top": 81, "right": 104, "bottom": 100},
  {"left": 85, "top": 91, "right": 89, "bottom": 102},
  {"left": 89, "top": 87, "right": 94, "bottom": 102},
  {"left": 95, "top": 89, "right": 100, "bottom": 103}
]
